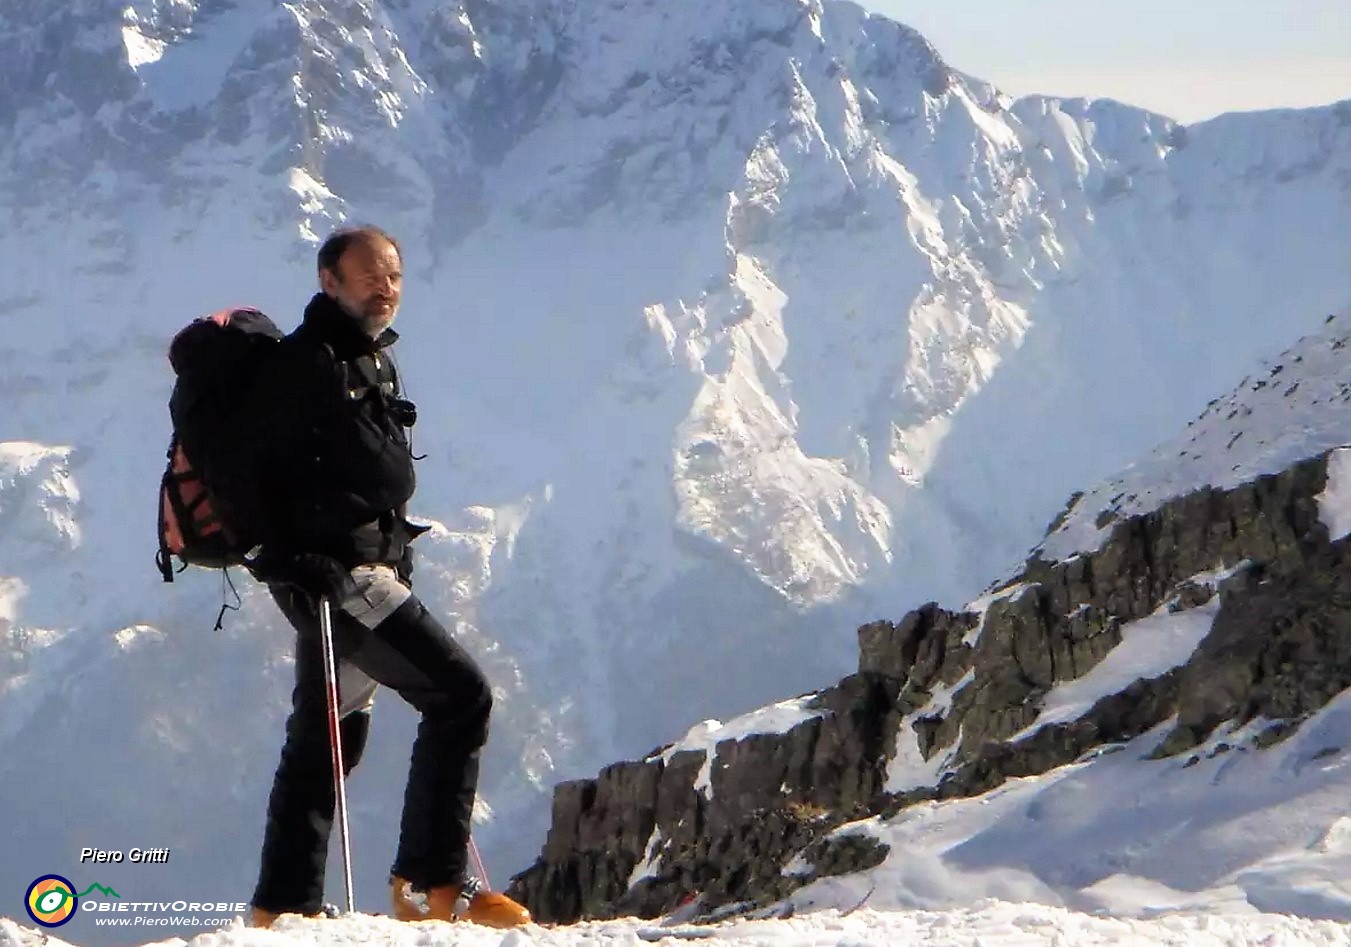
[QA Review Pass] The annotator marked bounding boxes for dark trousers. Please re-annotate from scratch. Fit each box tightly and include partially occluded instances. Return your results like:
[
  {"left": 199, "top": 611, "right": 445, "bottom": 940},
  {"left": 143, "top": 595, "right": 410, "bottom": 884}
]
[{"left": 251, "top": 578, "right": 492, "bottom": 914}]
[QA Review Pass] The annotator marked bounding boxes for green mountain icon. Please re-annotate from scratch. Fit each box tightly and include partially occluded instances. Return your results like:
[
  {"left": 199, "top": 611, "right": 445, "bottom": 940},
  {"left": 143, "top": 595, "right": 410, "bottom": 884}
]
[{"left": 77, "top": 883, "right": 121, "bottom": 899}]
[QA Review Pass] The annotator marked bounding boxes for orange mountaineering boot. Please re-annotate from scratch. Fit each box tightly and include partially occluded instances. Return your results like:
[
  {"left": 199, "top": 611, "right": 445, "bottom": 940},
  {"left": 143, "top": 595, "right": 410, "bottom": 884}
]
[
  {"left": 390, "top": 875, "right": 530, "bottom": 928},
  {"left": 247, "top": 906, "right": 281, "bottom": 928}
]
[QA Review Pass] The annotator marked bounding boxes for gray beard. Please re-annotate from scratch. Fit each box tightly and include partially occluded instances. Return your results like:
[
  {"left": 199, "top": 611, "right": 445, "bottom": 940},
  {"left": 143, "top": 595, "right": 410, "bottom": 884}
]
[
  {"left": 331, "top": 293, "right": 395, "bottom": 338},
  {"left": 358, "top": 314, "right": 393, "bottom": 338}
]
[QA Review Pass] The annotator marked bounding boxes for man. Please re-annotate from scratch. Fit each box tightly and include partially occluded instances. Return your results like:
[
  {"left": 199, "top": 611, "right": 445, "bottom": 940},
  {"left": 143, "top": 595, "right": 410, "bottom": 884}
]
[{"left": 246, "top": 226, "right": 529, "bottom": 929}]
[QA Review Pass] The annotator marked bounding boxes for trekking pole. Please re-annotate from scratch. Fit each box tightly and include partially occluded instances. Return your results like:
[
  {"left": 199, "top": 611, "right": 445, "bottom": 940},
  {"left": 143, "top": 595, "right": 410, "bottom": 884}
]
[
  {"left": 468, "top": 837, "right": 491, "bottom": 891},
  {"left": 319, "top": 596, "right": 355, "bottom": 915}
]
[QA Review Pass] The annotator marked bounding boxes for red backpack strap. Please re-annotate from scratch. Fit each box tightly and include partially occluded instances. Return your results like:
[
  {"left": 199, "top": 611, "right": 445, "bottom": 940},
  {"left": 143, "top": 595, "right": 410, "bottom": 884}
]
[
  {"left": 157, "top": 441, "right": 186, "bottom": 582},
  {"left": 156, "top": 439, "right": 223, "bottom": 581}
]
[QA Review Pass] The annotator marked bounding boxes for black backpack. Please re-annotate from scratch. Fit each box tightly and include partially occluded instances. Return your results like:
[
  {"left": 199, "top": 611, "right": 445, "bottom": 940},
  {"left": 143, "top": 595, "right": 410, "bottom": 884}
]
[{"left": 156, "top": 307, "right": 284, "bottom": 582}]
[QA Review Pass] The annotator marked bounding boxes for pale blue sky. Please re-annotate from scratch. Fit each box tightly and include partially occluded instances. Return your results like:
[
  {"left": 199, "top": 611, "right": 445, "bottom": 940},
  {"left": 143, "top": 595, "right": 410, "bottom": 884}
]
[{"left": 857, "top": 0, "right": 1351, "bottom": 122}]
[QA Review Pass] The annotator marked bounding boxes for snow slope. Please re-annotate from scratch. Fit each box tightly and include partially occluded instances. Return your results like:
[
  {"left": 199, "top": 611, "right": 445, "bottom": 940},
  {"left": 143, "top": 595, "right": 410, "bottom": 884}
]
[
  {"left": 0, "top": 0, "right": 1349, "bottom": 932},
  {"left": 3, "top": 899, "right": 1351, "bottom": 947},
  {"left": 1041, "top": 310, "right": 1351, "bottom": 562},
  {"left": 802, "top": 693, "right": 1351, "bottom": 930}
]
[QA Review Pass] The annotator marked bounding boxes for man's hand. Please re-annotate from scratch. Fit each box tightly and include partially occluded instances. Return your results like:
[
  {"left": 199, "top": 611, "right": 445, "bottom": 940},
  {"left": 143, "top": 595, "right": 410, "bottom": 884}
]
[
  {"left": 252, "top": 552, "right": 358, "bottom": 605},
  {"left": 288, "top": 554, "right": 359, "bottom": 604}
]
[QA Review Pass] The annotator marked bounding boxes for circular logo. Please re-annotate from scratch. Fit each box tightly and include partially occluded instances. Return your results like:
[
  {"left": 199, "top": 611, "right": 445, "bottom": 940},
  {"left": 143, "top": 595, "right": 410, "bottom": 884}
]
[{"left": 25, "top": 875, "right": 78, "bottom": 928}]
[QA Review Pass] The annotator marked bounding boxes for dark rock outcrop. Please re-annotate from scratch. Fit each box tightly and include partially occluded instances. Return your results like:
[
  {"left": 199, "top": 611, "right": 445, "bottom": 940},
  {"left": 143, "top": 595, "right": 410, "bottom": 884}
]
[
  {"left": 510, "top": 672, "right": 899, "bottom": 923},
  {"left": 509, "top": 450, "right": 1351, "bottom": 923}
]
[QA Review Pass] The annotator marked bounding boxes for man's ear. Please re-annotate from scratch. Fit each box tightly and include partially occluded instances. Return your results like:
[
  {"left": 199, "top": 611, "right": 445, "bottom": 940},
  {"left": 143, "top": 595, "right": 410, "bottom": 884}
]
[{"left": 319, "top": 266, "right": 339, "bottom": 296}]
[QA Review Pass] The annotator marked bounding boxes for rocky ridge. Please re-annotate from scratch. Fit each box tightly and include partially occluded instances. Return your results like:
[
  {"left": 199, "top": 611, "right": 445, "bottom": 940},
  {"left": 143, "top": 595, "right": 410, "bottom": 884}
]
[{"left": 510, "top": 428, "right": 1351, "bottom": 923}]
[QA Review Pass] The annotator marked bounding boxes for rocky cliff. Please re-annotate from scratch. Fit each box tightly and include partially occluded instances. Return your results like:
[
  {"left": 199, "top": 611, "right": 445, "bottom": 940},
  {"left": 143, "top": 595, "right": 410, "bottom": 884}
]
[{"left": 509, "top": 443, "right": 1351, "bottom": 923}]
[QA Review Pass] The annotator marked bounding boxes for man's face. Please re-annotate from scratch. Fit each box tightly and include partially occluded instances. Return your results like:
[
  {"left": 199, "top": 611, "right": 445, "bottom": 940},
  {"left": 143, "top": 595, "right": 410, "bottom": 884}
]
[{"left": 320, "top": 238, "right": 403, "bottom": 336}]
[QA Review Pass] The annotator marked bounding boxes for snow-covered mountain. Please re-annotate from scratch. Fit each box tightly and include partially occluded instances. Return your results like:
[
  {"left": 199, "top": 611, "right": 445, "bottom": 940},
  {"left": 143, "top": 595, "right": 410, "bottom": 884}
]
[
  {"left": 1, "top": 0, "right": 1348, "bottom": 935},
  {"left": 509, "top": 308, "right": 1351, "bottom": 928}
]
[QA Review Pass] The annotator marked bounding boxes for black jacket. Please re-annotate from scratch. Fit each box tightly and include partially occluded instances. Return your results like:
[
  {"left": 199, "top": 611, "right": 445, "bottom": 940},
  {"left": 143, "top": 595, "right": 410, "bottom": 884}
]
[{"left": 260, "top": 293, "right": 423, "bottom": 569}]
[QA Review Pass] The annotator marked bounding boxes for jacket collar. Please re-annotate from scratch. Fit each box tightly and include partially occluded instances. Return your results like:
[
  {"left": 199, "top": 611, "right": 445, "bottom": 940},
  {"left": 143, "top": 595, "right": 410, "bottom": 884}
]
[{"left": 301, "top": 293, "right": 400, "bottom": 357}]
